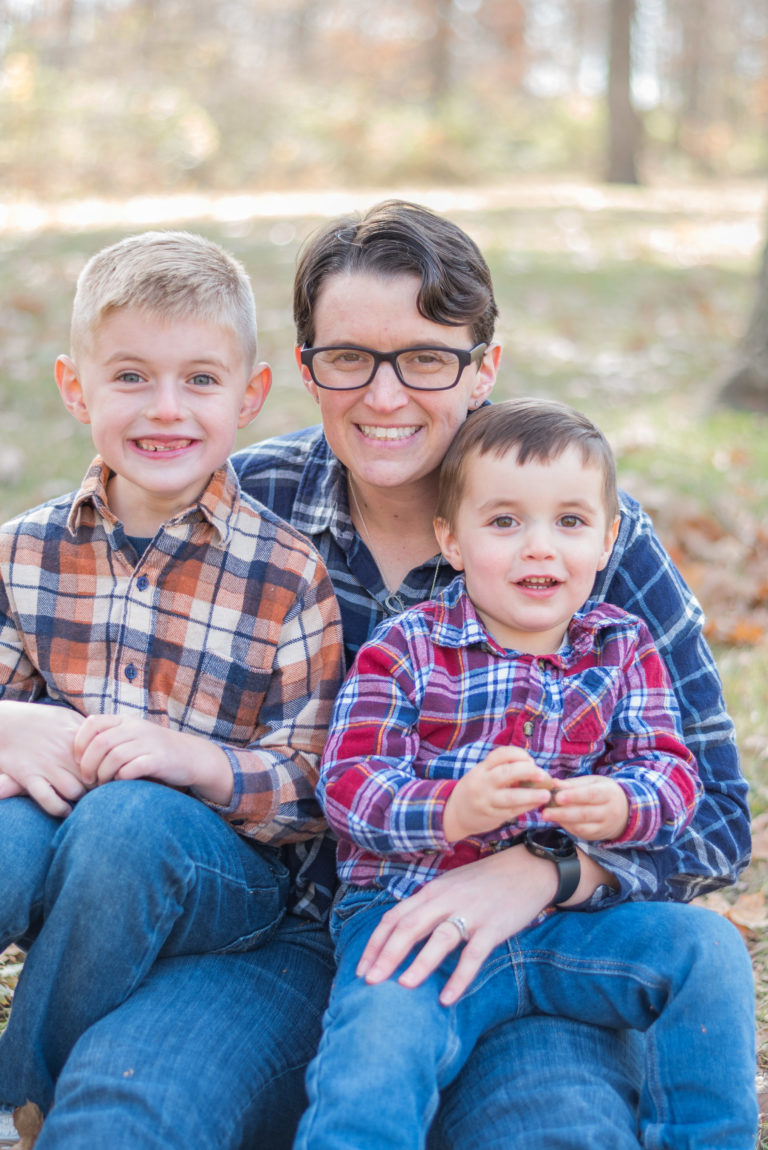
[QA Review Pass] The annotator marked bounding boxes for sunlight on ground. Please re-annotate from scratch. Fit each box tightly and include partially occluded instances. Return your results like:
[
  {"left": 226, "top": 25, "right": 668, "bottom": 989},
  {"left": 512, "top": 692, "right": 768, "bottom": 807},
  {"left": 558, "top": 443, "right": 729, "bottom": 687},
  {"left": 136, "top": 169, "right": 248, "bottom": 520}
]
[{"left": 0, "top": 179, "right": 764, "bottom": 268}]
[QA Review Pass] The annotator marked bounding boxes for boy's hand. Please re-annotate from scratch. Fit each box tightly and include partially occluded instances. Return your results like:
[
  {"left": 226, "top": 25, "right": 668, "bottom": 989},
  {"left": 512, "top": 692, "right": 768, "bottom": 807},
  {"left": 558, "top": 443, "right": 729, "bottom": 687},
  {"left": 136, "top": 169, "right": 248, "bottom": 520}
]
[
  {"left": 74, "top": 714, "right": 234, "bottom": 805},
  {"left": 0, "top": 701, "right": 87, "bottom": 816},
  {"left": 443, "top": 745, "right": 554, "bottom": 842},
  {"left": 547, "top": 775, "right": 629, "bottom": 841}
]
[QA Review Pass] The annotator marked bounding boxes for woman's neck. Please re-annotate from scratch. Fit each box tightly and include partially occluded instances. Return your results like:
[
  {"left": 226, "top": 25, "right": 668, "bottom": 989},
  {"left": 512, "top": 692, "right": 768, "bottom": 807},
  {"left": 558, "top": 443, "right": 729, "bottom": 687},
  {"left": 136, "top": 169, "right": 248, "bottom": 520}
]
[{"left": 347, "top": 471, "right": 441, "bottom": 593}]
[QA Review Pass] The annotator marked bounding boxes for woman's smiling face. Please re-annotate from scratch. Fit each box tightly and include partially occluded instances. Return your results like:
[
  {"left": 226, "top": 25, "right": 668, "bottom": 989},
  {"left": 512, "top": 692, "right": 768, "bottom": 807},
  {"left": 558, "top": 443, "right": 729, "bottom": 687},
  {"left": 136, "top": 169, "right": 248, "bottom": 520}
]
[{"left": 297, "top": 272, "right": 498, "bottom": 498}]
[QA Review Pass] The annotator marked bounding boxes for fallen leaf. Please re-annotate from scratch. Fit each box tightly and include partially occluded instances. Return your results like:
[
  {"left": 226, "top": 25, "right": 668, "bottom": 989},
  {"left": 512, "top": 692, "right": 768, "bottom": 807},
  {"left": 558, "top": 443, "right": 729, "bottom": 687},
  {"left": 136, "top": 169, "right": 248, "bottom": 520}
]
[
  {"left": 751, "top": 815, "right": 768, "bottom": 861},
  {"left": 728, "top": 891, "right": 768, "bottom": 934}
]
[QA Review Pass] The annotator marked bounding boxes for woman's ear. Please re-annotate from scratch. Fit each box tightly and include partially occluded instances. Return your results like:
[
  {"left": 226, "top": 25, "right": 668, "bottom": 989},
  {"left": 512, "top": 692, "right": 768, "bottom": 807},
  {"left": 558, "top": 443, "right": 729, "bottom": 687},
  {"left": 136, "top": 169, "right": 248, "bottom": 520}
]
[
  {"left": 295, "top": 345, "right": 320, "bottom": 404},
  {"left": 55, "top": 355, "right": 91, "bottom": 425},
  {"left": 433, "top": 517, "right": 465, "bottom": 572},
  {"left": 468, "top": 342, "right": 501, "bottom": 410}
]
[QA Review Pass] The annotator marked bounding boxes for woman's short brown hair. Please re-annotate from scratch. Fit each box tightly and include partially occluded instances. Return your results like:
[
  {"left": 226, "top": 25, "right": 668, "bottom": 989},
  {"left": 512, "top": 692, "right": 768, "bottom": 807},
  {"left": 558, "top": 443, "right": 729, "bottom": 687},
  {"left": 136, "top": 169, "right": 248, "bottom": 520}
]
[{"left": 293, "top": 199, "right": 498, "bottom": 348}]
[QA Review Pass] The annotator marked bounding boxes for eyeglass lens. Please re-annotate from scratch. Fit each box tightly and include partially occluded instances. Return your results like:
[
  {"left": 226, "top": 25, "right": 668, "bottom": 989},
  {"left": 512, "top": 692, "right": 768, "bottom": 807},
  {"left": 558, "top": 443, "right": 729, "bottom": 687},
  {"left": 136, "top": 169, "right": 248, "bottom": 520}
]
[{"left": 311, "top": 348, "right": 464, "bottom": 390}]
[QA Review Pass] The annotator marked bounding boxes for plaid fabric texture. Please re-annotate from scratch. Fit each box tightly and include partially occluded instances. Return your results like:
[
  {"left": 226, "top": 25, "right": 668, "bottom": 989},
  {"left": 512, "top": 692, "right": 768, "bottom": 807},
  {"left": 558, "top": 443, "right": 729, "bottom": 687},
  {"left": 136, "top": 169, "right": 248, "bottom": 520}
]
[
  {"left": 233, "top": 425, "right": 751, "bottom": 905},
  {"left": 319, "top": 579, "right": 701, "bottom": 901},
  {"left": 0, "top": 458, "right": 344, "bottom": 862}
]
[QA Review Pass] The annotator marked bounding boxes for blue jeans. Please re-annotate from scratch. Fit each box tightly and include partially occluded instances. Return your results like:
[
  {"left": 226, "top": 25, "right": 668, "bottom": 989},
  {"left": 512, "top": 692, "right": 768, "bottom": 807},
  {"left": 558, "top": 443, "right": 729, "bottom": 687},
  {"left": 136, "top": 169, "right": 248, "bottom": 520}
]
[
  {"left": 0, "top": 782, "right": 291, "bottom": 1114},
  {"left": 295, "top": 886, "right": 758, "bottom": 1150}
]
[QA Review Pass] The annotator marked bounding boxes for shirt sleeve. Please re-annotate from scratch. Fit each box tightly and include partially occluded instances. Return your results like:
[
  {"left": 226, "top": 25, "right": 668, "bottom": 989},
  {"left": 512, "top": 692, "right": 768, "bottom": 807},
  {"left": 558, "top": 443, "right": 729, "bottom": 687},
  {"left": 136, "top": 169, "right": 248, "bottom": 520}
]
[
  {"left": 0, "top": 565, "right": 47, "bottom": 701},
  {"left": 589, "top": 620, "right": 701, "bottom": 849},
  {"left": 200, "top": 554, "right": 345, "bottom": 847},
  {"left": 581, "top": 493, "right": 751, "bottom": 904},
  {"left": 318, "top": 630, "right": 458, "bottom": 855}
]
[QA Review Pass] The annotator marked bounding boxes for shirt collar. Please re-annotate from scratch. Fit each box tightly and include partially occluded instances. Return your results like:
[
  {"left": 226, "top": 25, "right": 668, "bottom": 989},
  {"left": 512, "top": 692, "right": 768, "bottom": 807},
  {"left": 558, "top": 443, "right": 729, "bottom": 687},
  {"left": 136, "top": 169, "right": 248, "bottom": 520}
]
[
  {"left": 291, "top": 431, "right": 356, "bottom": 550},
  {"left": 430, "top": 574, "right": 630, "bottom": 664},
  {"left": 67, "top": 456, "right": 240, "bottom": 547}
]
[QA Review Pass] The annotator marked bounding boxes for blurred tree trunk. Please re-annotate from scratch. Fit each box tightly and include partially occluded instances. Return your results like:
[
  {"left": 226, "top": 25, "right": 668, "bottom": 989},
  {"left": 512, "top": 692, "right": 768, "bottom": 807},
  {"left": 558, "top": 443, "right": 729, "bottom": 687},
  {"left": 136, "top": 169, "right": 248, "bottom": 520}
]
[
  {"left": 427, "top": 0, "right": 453, "bottom": 105},
  {"left": 719, "top": 211, "right": 768, "bottom": 411},
  {"left": 605, "top": 0, "right": 641, "bottom": 184}
]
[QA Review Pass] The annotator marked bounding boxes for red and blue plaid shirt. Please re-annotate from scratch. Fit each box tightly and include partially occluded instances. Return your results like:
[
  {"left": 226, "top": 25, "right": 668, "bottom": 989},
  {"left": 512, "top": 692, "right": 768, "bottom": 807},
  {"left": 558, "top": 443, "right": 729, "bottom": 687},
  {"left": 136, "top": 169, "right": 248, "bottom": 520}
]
[
  {"left": 0, "top": 457, "right": 344, "bottom": 862},
  {"left": 319, "top": 576, "right": 701, "bottom": 900},
  {"left": 233, "top": 425, "right": 750, "bottom": 910}
]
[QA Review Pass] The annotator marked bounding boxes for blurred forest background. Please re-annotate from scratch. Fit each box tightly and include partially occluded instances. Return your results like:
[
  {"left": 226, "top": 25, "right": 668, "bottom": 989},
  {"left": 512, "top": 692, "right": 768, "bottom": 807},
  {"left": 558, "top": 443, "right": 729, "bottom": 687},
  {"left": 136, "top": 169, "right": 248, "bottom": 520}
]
[
  {"left": 1, "top": 0, "right": 768, "bottom": 194},
  {"left": 2, "top": 0, "right": 768, "bottom": 1130}
]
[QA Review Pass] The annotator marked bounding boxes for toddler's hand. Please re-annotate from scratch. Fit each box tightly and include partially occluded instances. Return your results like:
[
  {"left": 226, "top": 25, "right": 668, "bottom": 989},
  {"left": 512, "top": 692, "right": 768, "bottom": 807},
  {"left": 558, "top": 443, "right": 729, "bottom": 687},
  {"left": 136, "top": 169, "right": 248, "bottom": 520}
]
[
  {"left": 547, "top": 774, "right": 629, "bottom": 841},
  {"left": 443, "top": 745, "right": 554, "bottom": 841}
]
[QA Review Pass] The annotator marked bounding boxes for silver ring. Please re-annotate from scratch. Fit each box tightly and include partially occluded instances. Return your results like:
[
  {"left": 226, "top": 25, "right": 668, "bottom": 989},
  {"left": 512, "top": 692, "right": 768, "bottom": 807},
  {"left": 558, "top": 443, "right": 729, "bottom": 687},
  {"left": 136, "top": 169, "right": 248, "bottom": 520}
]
[{"left": 445, "top": 915, "right": 469, "bottom": 943}]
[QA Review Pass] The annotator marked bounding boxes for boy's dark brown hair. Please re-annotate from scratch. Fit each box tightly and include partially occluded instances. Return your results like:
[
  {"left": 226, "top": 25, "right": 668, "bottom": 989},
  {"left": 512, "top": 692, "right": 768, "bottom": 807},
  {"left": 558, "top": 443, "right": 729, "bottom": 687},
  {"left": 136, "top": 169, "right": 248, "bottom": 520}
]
[
  {"left": 293, "top": 199, "right": 498, "bottom": 348},
  {"left": 436, "top": 398, "right": 619, "bottom": 528}
]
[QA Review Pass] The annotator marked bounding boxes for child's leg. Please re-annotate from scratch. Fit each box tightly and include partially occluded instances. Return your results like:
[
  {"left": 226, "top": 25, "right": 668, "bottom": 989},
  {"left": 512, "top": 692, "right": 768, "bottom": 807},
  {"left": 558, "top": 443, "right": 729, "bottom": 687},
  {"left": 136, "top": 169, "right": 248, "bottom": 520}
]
[
  {"left": 35, "top": 918, "right": 336, "bottom": 1150},
  {"left": 0, "top": 778, "right": 290, "bottom": 1113},
  {"left": 0, "top": 796, "right": 59, "bottom": 949},
  {"left": 514, "top": 902, "right": 758, "bottom": 1150},
  {"left": 295, "top": 888, "right": 483, "bottom": 1150}
]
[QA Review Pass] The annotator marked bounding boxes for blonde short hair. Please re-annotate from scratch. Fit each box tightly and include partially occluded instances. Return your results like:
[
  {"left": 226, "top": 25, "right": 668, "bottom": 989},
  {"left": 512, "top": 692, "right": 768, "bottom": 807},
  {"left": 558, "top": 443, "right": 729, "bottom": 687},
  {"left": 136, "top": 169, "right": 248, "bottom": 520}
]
[{"left": 70, "top": 231, "right": 258, "bottom": 367}]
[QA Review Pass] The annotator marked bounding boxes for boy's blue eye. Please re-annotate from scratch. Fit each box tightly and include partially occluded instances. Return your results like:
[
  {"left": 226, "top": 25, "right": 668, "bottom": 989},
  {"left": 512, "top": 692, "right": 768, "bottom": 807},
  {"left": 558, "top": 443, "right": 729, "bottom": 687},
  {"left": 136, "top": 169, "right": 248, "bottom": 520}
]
[
  {"left": 190, "top": 373, "right": 216, "bottom": 387},
  {"left": 117, "top": 371, "right": 143, "bottom": 384}
]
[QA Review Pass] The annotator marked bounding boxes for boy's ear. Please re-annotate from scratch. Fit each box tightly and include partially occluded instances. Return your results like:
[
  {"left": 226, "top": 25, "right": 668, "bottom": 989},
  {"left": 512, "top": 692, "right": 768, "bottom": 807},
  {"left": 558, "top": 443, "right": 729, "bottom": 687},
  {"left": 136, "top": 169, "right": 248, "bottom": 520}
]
[
  {"left": 596, "top": 514, "right": 621, "bottom": 571},
  {"left": 295, "top": 344, "right": 320, "bottom": 405},
  {"left": 433, "top": 517, "right": 465, "bottom": 572},
  {"left": 55, "top": 355, "right": 91, "bottom": 425},
  {"left": 237, "top": 362, "right": 272, "bottom": 428},
  {"left": 468, "top": 342, "right": 501, "bottom": 411}
]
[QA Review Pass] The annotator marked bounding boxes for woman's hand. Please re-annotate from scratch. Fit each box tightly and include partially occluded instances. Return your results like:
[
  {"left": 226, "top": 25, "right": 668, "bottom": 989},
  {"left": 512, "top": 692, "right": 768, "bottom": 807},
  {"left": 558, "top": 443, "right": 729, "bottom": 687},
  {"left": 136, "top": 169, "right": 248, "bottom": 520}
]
[
  {"left": 356, "top": 845, "right": 558, "bottom": 1006},
  {"left": 356, "top": 844, "right": 615, "bottom": 1006}
]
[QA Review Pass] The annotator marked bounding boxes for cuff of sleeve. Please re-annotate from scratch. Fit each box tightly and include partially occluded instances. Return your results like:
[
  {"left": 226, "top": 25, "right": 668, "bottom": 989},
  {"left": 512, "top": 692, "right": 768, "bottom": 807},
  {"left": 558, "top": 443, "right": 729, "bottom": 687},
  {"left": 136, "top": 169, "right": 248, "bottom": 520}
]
[{"left": 190, "top": 744, "right": 242, "bottom": 815}]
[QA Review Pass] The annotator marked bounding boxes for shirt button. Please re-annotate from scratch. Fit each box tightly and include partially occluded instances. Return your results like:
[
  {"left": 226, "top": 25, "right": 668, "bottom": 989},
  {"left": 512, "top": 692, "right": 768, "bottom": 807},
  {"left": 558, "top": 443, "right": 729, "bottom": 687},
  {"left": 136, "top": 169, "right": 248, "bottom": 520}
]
[
  {"left": 137, "top": 574, "right": 149, "bottom": 591},
  {"left": 523, "top": 720, "right": 534, "bottom": 736},
  {"left": 125, "top": 664, "right": 138, "bottom": 681}
]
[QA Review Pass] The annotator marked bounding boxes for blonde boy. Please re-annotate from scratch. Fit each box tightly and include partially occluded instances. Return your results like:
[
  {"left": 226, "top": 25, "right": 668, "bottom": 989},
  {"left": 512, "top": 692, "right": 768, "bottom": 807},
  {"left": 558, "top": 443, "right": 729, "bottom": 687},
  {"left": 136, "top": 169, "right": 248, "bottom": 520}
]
[{"left": 0, "top": 231, "right": 343, "bottom": 1117}]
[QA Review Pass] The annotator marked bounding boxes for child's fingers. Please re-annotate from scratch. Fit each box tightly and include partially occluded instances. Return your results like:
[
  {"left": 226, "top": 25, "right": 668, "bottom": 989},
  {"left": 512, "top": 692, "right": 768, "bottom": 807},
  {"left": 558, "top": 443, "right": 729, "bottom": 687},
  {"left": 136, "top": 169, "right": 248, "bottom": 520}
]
[
  {"left": 25, "top": 774, "right": 75, "bottom": 817},
  {"left": 0, "top": 772, "right": 23, "bottom": 800}
]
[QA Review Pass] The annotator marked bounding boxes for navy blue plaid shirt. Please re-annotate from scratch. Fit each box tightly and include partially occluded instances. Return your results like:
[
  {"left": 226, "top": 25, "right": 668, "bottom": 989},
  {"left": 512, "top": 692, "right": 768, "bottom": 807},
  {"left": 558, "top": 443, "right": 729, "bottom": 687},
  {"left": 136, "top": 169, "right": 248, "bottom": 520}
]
[{"left": 232, "top": 425, "right": 751, "bottom": 906}]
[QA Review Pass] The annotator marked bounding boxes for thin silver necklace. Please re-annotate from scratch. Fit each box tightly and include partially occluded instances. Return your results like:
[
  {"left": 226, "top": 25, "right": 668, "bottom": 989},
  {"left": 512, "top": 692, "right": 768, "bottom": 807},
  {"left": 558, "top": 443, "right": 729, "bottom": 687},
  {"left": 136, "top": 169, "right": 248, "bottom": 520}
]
[{"left": 347, "top": 472, "right": 442, "bottom": 614}]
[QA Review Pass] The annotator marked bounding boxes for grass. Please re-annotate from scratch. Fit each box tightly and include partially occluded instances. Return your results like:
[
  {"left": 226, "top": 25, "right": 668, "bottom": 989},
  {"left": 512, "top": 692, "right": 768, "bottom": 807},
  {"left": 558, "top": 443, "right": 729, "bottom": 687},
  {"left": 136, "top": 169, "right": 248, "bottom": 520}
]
[{"left": 0, "top": 181, "right": 767, "bottom": 1129}]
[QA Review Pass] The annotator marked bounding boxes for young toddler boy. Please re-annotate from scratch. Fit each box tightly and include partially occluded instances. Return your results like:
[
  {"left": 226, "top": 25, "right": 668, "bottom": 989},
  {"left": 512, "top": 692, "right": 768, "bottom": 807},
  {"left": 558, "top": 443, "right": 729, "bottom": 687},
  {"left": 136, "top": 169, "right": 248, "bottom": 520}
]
[
  {"left": 0, "top": 230, "right": 343, "bottom": 1116},
  {"left": 295, "top": 399, "right": 751, "bottom": 1150}
]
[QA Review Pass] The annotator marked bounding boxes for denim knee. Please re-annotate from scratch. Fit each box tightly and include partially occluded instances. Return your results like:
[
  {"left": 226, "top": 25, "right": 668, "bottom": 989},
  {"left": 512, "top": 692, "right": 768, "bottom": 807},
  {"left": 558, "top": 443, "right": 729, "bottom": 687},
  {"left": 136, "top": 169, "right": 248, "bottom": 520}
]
[{"left": 0, "top": 797, "right": 60, "bottom": 946}]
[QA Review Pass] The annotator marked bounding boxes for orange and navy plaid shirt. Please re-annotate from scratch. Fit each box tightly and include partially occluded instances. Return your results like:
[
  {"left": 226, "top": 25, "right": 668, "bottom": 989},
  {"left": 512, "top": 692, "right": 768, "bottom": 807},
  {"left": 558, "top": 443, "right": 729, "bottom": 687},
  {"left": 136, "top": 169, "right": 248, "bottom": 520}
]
[{"left": 0, "top": 457, "right": 344, "bottom": 851}]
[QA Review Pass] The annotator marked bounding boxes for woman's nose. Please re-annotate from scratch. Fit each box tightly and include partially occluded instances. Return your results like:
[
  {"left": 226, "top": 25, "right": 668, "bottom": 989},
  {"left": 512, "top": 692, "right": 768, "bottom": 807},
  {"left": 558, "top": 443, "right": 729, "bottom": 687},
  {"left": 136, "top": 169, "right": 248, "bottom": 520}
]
[{"left": 363, "top": 362, "right": 410, "bottom": 411}]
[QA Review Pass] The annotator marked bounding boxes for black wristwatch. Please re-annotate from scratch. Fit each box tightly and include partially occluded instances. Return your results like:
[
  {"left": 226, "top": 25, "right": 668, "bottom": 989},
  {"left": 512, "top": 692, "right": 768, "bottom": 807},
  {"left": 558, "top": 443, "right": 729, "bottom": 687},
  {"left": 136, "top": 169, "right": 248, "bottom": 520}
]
[{"left": 524, "top": 831, "right": 581, "bottom": 906}]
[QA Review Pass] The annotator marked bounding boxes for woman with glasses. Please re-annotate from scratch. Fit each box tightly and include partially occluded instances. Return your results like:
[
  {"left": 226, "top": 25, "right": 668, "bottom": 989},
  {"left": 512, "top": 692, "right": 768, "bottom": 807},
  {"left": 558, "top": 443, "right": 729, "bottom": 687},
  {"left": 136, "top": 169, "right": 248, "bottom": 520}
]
[
  {"left": 229, "top": 200, "right": 752, "bottom": 1147},
  {"left": 37, "top": 201, "right": 752, "bottom": 1149}
]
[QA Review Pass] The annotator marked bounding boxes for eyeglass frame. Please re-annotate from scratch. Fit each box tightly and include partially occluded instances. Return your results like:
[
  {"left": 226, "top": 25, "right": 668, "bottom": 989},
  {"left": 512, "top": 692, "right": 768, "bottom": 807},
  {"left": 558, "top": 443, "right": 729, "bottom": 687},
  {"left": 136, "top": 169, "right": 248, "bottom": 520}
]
[{"left": 299, "top": 342, "right": 489, "bottom": 392}]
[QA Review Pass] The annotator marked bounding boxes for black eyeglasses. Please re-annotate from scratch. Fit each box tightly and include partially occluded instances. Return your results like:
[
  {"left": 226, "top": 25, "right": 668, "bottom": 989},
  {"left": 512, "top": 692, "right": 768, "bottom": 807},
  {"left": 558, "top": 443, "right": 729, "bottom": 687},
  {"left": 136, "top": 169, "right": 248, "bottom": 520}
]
[{"left": 300, "top": 343, "right": 488, "bottom": 392}]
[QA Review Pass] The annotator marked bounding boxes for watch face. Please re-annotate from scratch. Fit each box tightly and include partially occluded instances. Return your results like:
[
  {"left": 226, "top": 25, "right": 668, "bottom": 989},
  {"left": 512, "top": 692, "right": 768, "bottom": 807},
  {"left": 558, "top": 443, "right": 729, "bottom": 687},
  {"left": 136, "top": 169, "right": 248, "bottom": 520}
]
[{"left": 526, "top": 831, "right": 575, "bottom": 858}]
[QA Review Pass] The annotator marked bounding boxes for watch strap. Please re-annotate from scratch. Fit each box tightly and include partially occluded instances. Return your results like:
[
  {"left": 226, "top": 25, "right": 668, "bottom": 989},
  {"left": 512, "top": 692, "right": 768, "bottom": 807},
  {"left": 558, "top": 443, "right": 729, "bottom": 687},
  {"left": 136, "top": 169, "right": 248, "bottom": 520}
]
[{"left": 523, "top": 832, "right": 581, "bottom": 905}]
